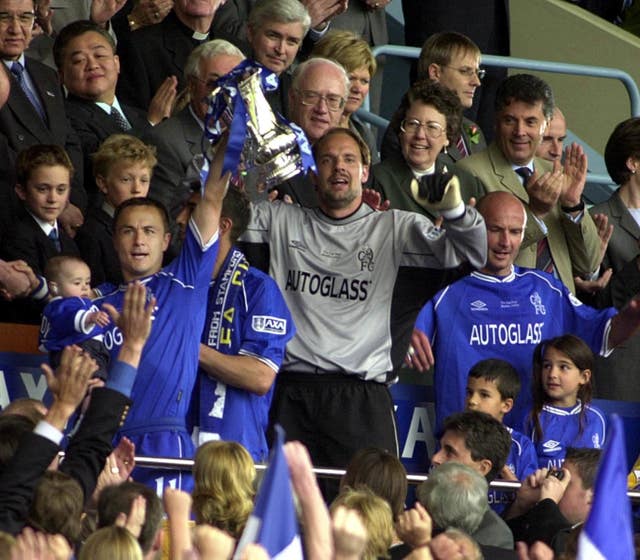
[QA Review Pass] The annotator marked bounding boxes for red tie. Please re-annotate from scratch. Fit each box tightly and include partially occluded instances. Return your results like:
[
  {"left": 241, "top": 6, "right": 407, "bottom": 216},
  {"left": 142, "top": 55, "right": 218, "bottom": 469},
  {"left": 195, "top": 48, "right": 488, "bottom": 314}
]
[
  {"left": 536, "top": 237, "right": 555, "bottom": 274},
  {"left": 455, "top": 135, "right": 469, "bottom": 158}
]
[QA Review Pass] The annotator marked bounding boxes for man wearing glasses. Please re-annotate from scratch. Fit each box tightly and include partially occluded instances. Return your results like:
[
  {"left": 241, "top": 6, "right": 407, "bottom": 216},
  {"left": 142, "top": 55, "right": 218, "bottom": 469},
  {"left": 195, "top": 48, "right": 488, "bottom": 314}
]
[
  {"left": 274, "top": 56, "right": 350, "bottom": 207},
  {"left": 0, "top": 0, "right": 86, "bottom": 231},
  {"left": 381, "top": 31, "right": 487, "bottom": 165},
  {"left": 143, "top": 39, "right": 245, "bottom": 222}
]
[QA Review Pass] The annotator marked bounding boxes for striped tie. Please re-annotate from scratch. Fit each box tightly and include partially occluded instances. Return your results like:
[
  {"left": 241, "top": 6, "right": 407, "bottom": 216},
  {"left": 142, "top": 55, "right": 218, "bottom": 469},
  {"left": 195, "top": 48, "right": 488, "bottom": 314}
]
[
  {"left": 536, "top": 236, "right": 555, "bottom": 274},
  {"left": 455, "top": 135, "right": 469, "bottom": 158}
]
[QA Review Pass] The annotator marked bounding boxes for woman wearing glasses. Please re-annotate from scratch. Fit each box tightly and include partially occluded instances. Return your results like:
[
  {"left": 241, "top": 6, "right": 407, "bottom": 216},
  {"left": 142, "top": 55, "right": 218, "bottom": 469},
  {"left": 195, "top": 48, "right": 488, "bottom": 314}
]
[
  {"left": 311, "top": 30, "right": 380, "bottom": 164},
  {"left": 369, "top": 81, "right": 486, "bottom": 369},
  {"left": 370, "top": 80, "right": 484, "bottom": 217}
]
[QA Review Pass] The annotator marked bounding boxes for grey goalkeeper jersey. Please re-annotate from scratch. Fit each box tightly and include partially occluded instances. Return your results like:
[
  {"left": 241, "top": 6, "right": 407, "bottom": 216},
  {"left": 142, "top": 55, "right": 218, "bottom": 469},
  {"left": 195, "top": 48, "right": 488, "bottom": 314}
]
[{"left": 242, "top": 201, "right": 486, "bottom": 382}]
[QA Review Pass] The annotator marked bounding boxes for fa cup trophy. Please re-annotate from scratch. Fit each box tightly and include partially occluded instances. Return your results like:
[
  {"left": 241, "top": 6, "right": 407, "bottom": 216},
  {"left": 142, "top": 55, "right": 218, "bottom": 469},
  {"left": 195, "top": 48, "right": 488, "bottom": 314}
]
[{"left": 201, "top": 60, "right": 315, "bottom": 194}]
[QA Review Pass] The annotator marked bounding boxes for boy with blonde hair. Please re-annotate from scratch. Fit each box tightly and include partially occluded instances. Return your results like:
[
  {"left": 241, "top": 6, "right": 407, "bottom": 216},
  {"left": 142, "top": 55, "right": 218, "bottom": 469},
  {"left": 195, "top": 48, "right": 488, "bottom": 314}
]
[{"left": 76, "top": 134, "right": 157, "bottom": 285}]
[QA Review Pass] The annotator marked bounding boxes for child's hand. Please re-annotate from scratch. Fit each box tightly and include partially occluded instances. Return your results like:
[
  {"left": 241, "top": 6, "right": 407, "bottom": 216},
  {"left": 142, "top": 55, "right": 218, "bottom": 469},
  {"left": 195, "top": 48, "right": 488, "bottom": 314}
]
[{"left": 87, "top": 310, "right": 110, "bottom": 327}]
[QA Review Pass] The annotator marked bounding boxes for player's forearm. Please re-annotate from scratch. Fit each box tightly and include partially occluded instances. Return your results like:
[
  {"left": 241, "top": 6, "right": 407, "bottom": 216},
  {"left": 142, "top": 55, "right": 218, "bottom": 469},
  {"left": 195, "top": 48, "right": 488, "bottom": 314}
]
[
  {"left": 199, "top": 344, "right": 276, "bottom": 396},
  {"left": 116, "top": 340, "right": 144, "bottom": 369}
]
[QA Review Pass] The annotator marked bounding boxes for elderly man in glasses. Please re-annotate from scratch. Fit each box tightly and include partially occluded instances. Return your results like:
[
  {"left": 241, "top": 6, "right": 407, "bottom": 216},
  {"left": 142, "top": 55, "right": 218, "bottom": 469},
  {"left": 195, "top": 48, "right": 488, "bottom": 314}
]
[
  {"left": 269, "top": 56, "right": 350, "bottom": 208},
  {"left": 142, "top": 39, "right": 245, "bottom": 222}
]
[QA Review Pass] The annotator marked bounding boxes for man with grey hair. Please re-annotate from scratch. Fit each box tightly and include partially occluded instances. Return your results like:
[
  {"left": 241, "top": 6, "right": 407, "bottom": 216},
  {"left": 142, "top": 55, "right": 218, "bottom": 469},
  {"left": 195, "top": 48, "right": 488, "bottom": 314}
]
[
  {"left": 427, "top": 411, "right": 514, "bottom": 550},
  {"left": 417, "top": 462, "right": 488, "bottom": 536},
  {"left": 275, "top": 56, "right": 350, "bottom": 206},
  {"left": 397, "top": 460, "right": 515, "bottom": 557},
  {"left": 143, "top": 39, "right": 245, "bottom": 220},
  {"left": 246, "top": 0, "right": 311, "bottom": 115}
]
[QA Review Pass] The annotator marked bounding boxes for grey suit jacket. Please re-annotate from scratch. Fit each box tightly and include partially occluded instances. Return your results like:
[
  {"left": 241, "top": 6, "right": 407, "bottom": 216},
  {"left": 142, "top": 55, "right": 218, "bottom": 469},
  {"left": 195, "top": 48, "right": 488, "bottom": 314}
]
[
  {"left": 457, "top": 143, "right": 600, "bottom": 292},
  {"left": 143, "top": 106, "right": 202, "bottom": 218},
  {"left": 473, "top": 507, "right": 514, "bottom": 550},
  {"left": 590, "top": 189, "right": 640, "bottom": 273}
]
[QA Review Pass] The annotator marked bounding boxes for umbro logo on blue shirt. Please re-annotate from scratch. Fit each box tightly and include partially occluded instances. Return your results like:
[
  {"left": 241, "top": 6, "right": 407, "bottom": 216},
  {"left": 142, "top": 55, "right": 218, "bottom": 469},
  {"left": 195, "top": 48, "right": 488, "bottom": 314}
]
[
  {"left": 470, "top": 300, "right": 487, "bottom": 311},
  {"left": 543, "top": 440, "right": 562, "bottom": 453}
]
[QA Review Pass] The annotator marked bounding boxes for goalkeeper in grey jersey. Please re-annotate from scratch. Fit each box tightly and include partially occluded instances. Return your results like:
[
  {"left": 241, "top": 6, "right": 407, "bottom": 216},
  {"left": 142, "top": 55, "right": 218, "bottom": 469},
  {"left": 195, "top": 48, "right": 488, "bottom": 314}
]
[{"left": 241, "top": 127, "right": 487, "bottom": 484}]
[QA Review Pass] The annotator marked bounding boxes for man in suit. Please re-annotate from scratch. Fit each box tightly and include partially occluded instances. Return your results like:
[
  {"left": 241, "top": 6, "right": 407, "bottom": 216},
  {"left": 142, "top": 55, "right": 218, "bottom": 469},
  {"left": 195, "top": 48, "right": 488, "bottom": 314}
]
[
  {"left": 116, "top": 0, "right": 235, "bottom": 111},
  {"left": 0, "top": 0, "right": 86, "bottom": 222},
  {"left": 143, "top": 39, "right": 245, "bottom": 221},
  {"left": 52, "top": 20, "right": 161, "bottom": 204},
  {"left": 381, "top": 32, "right": 487, "bottom": 165},
  {"left": 456, "top": 74, "right": 600, "bottom": 293}
]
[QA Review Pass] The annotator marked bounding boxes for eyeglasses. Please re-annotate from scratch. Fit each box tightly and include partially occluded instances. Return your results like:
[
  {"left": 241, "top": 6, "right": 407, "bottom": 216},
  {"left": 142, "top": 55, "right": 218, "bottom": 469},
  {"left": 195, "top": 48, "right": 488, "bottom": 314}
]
[
  {"left": 194, "top": 75, "right": 221, "bottom": 91},
  {"left": 444, "top": 66, "right": 486, "bottom": 80},
  {"left": 296, "top": 90, "right": 345, "bottom": 112},
  {"left": 400, "top": 119, "right": 446, "bottom": 139},
  {"left": 0, "top": 11, "right": 35, "bottom": 28}
]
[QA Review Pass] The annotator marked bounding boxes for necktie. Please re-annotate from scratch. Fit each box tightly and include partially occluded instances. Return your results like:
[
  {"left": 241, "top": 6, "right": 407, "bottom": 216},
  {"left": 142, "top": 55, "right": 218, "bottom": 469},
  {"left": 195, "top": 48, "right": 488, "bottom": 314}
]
[
  {"left": 536, "top": 236, "right": 555, "bottom": 275},
  {"left": 110, "top": 105, "right": 131, "bottom": 132},
  {"left": 514, "top": 166, "right": 532, "bottom": 182},
  {"left": 48, "top": 228, "right": 61, "bottom": 252},
  {"left": 514, "top": 167, "right": 556, "bottom": 274},
  {"left": 10, "top": 61, "right": 47, "bottom": 123},
  {"left": 455, "top": 135, "right": 469, "bottom": 158}
]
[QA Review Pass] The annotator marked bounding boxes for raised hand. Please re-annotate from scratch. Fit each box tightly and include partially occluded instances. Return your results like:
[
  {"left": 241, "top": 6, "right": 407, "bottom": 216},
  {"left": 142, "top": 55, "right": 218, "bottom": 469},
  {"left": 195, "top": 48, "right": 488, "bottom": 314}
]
[
  {"left": 395, "top": 502, "right": 432, "bottom": 549},
  {"left": 525, "top": 160, "right": 563, "bottom": 218},
  {"left": 560, "top": 142, "right": 588, "bottom": 209}
]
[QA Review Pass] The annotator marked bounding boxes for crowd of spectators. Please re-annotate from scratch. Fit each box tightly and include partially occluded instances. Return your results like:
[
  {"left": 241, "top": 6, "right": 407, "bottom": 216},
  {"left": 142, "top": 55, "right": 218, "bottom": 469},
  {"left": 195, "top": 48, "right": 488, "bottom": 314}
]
[{"left": 1, "top": 0, "right": 639, "bottom": 558}]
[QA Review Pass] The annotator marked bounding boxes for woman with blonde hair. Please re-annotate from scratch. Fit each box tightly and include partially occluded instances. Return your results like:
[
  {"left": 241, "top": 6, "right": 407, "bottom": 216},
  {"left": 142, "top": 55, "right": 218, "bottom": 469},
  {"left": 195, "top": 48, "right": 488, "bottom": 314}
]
[
  {"left": 311, "top": 30, "right": 380, "bottom": 163},
  {"left": 192, "top": 441, "right": 256, "bottom": 539}
]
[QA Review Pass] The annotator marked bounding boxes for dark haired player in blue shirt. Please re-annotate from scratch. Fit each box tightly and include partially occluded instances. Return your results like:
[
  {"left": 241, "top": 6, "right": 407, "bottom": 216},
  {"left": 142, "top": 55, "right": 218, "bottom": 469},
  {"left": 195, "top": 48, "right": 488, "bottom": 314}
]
[{"left": 94, "top": 144, "right": 230, "bottom": 492}]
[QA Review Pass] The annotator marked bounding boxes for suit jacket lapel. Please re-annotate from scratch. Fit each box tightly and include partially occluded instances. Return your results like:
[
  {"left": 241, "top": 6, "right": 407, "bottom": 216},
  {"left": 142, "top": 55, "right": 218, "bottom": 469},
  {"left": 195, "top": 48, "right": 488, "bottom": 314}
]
[
  {"left": 611, "top": 190, "right": 640, "bottom": 240},
  {"left": 26, "top": 58, "right": 65, "bottom": 139},
  {"left": 179, "top": 107, "right": 202, "bottom": 156},
  {"left": 487, "top": 143, "right": 530, "bottom": 201},
  {"left": 4, "top": 67, "right": 52, "bottom": 140}
]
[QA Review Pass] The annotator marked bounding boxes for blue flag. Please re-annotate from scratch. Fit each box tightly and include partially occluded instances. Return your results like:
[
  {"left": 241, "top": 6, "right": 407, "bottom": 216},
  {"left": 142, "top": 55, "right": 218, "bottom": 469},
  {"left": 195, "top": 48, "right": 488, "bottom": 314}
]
[
  {"left": 233, "top": 425, "right": 303, "bottom": 559},
  {"left": 577, "top": 414, "right": 634, "bottom": 560}
]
